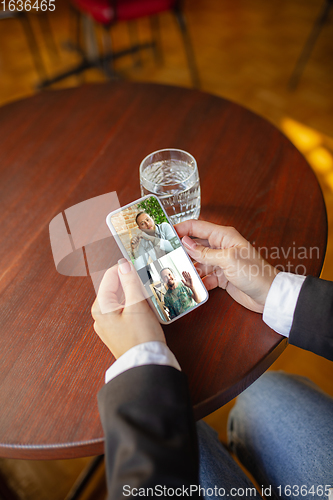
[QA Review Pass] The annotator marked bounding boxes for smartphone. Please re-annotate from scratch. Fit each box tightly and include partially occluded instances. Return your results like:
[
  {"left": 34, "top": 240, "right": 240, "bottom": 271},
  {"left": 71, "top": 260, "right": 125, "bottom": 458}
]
[{"left": 106, "top": 195, "right": 208, "bottom": 324}]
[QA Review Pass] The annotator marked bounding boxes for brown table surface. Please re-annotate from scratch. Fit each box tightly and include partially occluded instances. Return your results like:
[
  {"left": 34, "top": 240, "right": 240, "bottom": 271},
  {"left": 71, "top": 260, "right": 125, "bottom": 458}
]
[{"left": 0, "top": 82, "right": 327, "bottom": 460}]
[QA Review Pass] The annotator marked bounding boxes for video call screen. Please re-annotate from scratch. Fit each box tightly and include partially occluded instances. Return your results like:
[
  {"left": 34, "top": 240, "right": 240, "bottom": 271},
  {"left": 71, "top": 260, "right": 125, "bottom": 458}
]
[{"left": 109, "top": 196, "right": 207, "bottom": 322}]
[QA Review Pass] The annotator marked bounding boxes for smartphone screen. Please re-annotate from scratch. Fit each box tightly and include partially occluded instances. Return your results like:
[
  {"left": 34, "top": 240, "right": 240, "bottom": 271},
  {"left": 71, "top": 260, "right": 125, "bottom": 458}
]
[{"left": 106, "top": 195, "right": 208, "bottom": 324}]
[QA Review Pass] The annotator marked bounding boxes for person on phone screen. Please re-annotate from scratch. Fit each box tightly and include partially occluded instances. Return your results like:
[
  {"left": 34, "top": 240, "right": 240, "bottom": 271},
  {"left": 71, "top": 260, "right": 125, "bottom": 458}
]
[
  {"left": 131, "top": 212, "right": 174, "bottom": 265},
  {"left": 160, "top": 267, "right": 200, "bottom": 319}
]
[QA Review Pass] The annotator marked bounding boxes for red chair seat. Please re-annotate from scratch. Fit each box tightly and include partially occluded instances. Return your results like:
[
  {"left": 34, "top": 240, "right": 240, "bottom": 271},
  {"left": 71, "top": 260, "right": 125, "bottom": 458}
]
[{"left": 72, "top": 0, "right": 177, "bottom": 25}]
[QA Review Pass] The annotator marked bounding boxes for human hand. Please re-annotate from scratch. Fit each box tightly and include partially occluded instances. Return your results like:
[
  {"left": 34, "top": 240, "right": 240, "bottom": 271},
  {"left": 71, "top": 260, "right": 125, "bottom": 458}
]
[
  {"left": 175, "top": 220, "right": 279, "bottom": 313},
  {"left": 131, "top": 236, "right": 141, "bottom": 248},
  {"left": 91, "top": 259, "right": 165, "bottom": 358},
  {"left": 138, "top": 230, "right": 155, "bottom": 241},
  {"left": 181, "top": 271, "right": 193, "bottom": 290},
  {"left": 138, "top": 231, "right": 149, "bottom": 240}
]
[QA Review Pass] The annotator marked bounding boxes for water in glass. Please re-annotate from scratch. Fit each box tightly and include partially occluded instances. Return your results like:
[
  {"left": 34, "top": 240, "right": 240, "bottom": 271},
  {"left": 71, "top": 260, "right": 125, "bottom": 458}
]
[{"left": 140, "top": 159, "right": 201, "bottom": 224}]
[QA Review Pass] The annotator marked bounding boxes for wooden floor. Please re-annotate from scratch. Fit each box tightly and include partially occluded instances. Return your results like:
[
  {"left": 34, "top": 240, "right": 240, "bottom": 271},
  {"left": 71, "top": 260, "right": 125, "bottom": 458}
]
[{"left": 0, "top": 0, "right": 332, "bottom": 498}]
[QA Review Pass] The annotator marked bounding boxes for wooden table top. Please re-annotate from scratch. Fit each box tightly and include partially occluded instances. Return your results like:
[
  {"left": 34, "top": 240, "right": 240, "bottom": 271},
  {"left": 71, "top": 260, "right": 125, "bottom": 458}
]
[{"left": 0, "top": 82, "right": 327, "bottom": 459}]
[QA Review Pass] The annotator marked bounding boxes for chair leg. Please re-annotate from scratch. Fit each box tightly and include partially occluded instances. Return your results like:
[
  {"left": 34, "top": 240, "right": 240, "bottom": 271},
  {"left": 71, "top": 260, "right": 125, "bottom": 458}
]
[
  {"left": 288, "top": 0, "right": 332, "bottom": 90},
  {"left": 37, "top": 6, "right": 153, "bottom": 87},
  {"left": 64, "top": 455, "right": 104, "bottom": 500},
  {"left": 0, "top": 467, "right": 21, "bottom": 500},
  {"left": 102, "top": 25, "right": 118, "bottom": 79},
  {"left": 61, "top": 5, "right": 85, "bottom": 59},
  {"left": 82, "top": 14, "right": 99, "bottom": 62},
  {"left": 36, "top": 9, "right": 92, "bottom": 88},
  {"left": 149, "top": 15, "right": 163, "bottom": 64},
  {"left": 64, "top": 3, "right": 84, "bottom": 57},
  {"left": 74, "top": 8, "right": 86, "bottom": 84},
  {"left": 19, "top": 12, "right": 47, "bottom": 80},
  {"left": 173, "top": 5, "right": 200, "bottom": 89},
  {"left": 37, "top": 12, "right": 59, "bottom": 61},
  {"left": 128, "top": 20, "right": 143, "bottom": 67}
]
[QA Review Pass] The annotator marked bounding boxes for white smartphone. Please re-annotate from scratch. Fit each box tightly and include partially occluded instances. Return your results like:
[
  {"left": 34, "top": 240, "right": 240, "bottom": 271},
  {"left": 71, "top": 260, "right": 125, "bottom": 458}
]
[{"left": 106, "top": 195, "right": 208, "bottom": 324}]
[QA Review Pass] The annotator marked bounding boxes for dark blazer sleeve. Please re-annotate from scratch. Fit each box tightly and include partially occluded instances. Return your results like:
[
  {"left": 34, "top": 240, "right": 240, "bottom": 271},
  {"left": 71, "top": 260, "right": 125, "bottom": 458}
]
[
  {"left": 289, "top": 276, "right": 333, "bottom": 361},
  {"left": 98, "top": 364, "right": 201, "bottom": 499}
]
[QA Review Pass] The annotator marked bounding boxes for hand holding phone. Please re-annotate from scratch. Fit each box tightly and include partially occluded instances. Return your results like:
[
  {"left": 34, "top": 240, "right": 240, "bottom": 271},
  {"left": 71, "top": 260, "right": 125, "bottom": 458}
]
[
  {"left": 92, "top": 261, "right": 165, "bottom": 358},
  {"left": 176, "top": 219, "right": 278, "bottom": 313},
  {"left": 106, "top": 195, "right": 208, "bottom": 324}
]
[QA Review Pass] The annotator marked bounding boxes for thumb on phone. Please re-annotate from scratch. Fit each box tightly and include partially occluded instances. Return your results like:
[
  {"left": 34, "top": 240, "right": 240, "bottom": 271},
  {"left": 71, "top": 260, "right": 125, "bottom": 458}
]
[{"left": 118, "top": 259, "right": 146, "bottom": 308}]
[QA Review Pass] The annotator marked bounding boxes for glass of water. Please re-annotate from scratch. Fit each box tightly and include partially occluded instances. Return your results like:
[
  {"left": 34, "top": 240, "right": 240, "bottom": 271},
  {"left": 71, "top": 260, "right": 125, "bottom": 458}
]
[{"left": 139, "top": 149, "right": 201, "bottom": 224}]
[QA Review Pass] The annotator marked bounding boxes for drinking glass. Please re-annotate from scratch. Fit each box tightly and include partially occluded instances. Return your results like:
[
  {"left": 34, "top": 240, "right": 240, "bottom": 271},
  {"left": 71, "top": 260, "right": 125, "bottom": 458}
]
[{"left": 139, "top": 149, "right": 201, "bottom": 224}]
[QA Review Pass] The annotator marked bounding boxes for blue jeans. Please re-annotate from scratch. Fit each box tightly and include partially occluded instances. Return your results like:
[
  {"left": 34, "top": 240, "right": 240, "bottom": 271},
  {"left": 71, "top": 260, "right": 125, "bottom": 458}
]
[
  {"left": 197, "top": 372, "right": 333, "bottom": 500},
  {"left": 197, "top": 420, "right": 258, "bottom": 499}
]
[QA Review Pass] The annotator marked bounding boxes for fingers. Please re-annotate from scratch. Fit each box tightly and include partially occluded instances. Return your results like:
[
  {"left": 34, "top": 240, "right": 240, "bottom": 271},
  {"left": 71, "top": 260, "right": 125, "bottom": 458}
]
[
  {"left": 195, "top": 261, "right": 228, "bottom": 289},
  {"left": 201, "top": 268, "right": 228, "bottom": 290},
  {"left": 181, "top": 271, "right": 192, "bottom": 288},
  {"left": 118, "top": 259, "right": 146, "bottom": 308},
  {"left": 192, "top": 238, "right": 209, "bottom": 247},
  {"left": 201, "top": 274, "right": 219, "bottom": 291},
  {"left": 176, "top": 220, "right": 248, "bottom": 250},
  {"left": 182, "top": 235, "right": 228, "bottom": 267},
  {"left": 182, "top": 271, "right": 190, "bottom": 280},
  {"left": 201, "top": 274, "right": 263, "bottom": 312},
  {"left": 226, "top": 282, "right": 264, "bottom": 314},
  {"left": 194, "top": 262, "right": 214, "bottom": 277},
  {"left": 175, "top": 220, "right": 220, "bottom": 239}
]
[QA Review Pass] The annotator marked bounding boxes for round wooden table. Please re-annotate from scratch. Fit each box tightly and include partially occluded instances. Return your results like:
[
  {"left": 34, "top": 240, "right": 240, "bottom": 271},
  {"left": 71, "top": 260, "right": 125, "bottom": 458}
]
[{"left": 0, "top": 82, "right": 327, "bottom": 459}]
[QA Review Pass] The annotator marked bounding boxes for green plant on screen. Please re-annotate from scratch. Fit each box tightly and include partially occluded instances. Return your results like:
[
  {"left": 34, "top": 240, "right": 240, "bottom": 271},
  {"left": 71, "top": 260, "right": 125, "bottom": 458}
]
[{"left": 137, "top": 197, "right": 168, "bottom": 225}]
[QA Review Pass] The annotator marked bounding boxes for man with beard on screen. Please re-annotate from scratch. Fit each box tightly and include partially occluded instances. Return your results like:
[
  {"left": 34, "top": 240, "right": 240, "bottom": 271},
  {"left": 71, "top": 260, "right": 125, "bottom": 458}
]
[{"left": 160, "top": 267, "right": 200, "bottom": 319}]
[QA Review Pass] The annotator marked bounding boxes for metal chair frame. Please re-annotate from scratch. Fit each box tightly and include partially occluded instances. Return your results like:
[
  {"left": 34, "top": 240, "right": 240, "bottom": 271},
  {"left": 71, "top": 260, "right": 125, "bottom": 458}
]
[{"left": 38, "top": 0, "right": 200, "bottom": 88}]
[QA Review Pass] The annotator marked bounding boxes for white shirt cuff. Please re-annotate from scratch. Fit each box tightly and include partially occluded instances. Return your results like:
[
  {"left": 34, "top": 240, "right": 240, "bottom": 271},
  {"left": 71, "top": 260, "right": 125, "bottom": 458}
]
[
  {"left": 263, "top": 272, "right": 306, "bottom": 337},
  {"left": 105, "top": 341, "right": 181, "bottom": 384}
]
